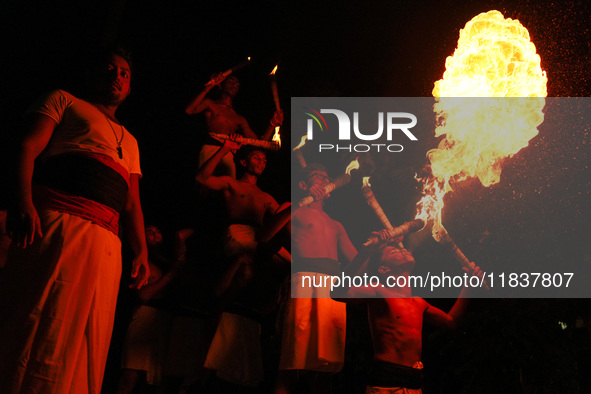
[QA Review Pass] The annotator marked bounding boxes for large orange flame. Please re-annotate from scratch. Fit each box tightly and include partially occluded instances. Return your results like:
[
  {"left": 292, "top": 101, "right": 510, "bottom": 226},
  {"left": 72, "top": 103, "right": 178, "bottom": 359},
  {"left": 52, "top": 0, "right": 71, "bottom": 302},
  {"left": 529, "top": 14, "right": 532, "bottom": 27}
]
[{"left": 416, "top": 10, "right": 547, "bottom": 240}]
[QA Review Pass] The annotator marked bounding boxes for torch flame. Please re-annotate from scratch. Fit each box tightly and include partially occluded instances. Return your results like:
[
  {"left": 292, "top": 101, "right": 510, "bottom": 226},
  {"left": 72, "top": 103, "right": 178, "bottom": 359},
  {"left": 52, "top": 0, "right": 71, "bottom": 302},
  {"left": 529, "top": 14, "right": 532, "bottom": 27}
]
[
  {"left": 345, "top": 158, "right": 360, "bottom": 175},
  {"left": 272, "top": 127, "right": 281, "bottom": 147},
  {"left": 414, "top": 175, "right": 448, "bottom": 240},
  {"left": 416, "top": 10, "right": 547, "bottom": 238},
  {"left": 270, "top": 65, "right": 278, "bottom": 75},
  {"left": 363, "top": 176, "right": 371, "bottom": 187},
  {"left": 248, "top": 57, "right": 251, "bottom": 61},
  {"left": 294, "top": 135, "right": 308, "bottom": 151}
]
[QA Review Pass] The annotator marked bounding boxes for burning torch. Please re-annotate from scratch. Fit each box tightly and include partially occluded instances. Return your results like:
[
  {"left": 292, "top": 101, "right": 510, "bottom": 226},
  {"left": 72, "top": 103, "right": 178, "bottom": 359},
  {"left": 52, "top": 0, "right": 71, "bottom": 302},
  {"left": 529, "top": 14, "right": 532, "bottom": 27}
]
[
  {"left": 298, "top": 158, "right": 360, "bottom": 207},
  {"left": 434, "top": 224, "right": 490, "bottom": 290},
  {"left": 433, "top": 226, "right": 476, "bottom": 272},
  {"left": 361, "top": 177, "right": 406, "bottom": 248},
  {"left": 361, "top": 177, "right": 395, "bottom": 230},
  {"left": 269, "top": 65, "right": 282, "bottom": 148},
  {"left": 293, "top": 135, "right": 308, "bottom": 168},
  {"left": 363, "top": 219, "right": 425, "bottom": 247},
  {"left": 205, "top": 57, "right": 251, "bottom": 87},
  {"left": 414, "top": 177, "right": 489, "bottom": 288},
  {"left": 269, "top": 65, "right": 281, "bottom": 113},
  {"left": 209, "top": 133, "right": 280, "bottom": 151}
]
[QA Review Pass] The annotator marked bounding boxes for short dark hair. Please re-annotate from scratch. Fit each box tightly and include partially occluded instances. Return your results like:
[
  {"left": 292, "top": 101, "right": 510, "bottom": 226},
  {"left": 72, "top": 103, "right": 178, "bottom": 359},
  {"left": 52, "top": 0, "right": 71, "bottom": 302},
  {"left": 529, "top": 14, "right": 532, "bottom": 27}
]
[
  {"left": 236, "top": 146, "right": 266, "bottom": 163},
  {"left": 86, "top": 44, "right": 133, "bottom": 77},
  {"left": 225, "top": 75, "right": 239, "bottom": 83},
  {"left": 110, "top": 46, "right": 133, "bottom": 73}
]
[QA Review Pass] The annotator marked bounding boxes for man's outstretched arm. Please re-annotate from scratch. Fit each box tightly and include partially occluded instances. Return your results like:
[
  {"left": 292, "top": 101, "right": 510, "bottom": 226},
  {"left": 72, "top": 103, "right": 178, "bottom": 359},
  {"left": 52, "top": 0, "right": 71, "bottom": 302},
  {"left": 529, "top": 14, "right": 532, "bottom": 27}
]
[
  {"left": 195, "top": 136, "right": 241, "bottom": 190},
  {"left": 424, "top": 264, "right": 483, "bottom": 330},
  {"left": 185, "top": 73, "right": 226, "bottom": 115}
]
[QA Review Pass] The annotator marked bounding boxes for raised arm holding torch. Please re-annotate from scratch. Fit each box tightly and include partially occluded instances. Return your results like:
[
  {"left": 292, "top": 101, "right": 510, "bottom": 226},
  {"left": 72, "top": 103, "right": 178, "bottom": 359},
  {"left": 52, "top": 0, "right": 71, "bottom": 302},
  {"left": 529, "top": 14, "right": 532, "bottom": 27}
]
[
  {"left": 185, "top": 57, "right": 282, "bottom": 178},
  {"left": 204, "top": 57, "right": 251, "bottom": 87},
  {"left": 435, "top": 229, "right": 472, "bottom": 270},
  {"left": 433, "top": 226, "right": 490, "bottom": 289},
  {"left": 209, "top": 133, "right": 280, "bottom": 151},
  {"left": 298, "top": 158, "right": 359, "bottom": 207},
  {"left": 414, "top": 177, "right": 488, "bottom": 288}
]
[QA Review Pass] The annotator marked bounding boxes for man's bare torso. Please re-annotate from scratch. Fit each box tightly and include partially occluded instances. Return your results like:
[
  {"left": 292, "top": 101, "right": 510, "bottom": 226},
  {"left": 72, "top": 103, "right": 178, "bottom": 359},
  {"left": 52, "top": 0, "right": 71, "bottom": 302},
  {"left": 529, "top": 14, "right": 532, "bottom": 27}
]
[
  {"left": 205, "top": 100, "right": 246, "bottom": 135},
  {"left": 292, "top": 207, "right": 342, "bottom": 260},
  {"left": 224, "top": 180, "right": 274, "bottom": 226},
  {"left": 368, "top": 297, "right": 428, "bottom": 367}
]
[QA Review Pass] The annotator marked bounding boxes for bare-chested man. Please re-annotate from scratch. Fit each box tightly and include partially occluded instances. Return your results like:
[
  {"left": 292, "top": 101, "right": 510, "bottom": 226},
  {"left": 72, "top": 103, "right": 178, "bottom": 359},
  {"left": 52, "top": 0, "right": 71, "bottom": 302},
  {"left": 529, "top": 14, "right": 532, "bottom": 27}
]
[
  {"left": 195, "top": 135, "right": 290, "bottom": 293},
  {"left": 186, "top": 73, "right": 283, "bottom": 178},
  {"left": 275, "top": 164, "right": 357, "bottom": 394},
  {"left": 340, "top": 233, "right": 482, "bottom": 394},
  {"left": 195, "top": 136, "right": 290, "bottom": 390}
]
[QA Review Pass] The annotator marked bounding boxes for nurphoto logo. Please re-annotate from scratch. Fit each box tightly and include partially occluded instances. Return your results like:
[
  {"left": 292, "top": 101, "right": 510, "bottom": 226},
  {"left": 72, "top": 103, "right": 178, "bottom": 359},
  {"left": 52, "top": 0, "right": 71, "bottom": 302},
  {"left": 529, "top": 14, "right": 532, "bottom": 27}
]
[{"left": 305, "top": 108, "right": 418, "bottom": 153}]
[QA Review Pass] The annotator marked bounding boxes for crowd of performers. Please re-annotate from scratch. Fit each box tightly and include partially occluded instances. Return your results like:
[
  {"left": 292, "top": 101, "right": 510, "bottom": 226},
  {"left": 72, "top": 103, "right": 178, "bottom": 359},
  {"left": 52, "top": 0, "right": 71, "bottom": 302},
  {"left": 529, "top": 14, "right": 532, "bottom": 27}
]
[{"left": 0, "top": 46, "right": 483, "bottom": 394}]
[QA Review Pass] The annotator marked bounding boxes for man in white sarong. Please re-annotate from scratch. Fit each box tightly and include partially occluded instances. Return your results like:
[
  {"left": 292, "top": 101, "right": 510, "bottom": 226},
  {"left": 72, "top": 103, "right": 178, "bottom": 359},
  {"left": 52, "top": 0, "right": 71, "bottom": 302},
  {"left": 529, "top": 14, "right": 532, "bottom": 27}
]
[{"left": 0, "top": 47, "right": 150, "bottom": 394}]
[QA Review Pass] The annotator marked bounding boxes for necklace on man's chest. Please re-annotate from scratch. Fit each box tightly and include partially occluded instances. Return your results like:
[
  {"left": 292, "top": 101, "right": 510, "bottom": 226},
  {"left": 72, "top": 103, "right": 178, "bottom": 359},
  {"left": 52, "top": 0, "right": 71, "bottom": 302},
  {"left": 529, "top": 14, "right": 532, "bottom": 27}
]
[
  {"left": 103, "top": 115, "right": 124, "bottom": 159},
  {"left": 90, "top": 102, "right": 125, "bottom": 159}
]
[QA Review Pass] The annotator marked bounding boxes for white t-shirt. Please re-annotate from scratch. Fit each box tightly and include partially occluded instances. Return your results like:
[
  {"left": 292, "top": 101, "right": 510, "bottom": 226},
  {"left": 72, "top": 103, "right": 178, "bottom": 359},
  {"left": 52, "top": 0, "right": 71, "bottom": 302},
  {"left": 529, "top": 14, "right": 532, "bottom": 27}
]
[{"left": 33, "top": 90, "right": 141, "bottom": 176}]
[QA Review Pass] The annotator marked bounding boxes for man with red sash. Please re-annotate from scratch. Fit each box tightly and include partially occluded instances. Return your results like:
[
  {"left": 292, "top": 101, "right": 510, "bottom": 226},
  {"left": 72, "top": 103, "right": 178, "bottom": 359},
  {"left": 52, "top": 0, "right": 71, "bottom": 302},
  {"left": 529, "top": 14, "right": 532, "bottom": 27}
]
[{"left": 0, "top": 47, "right": 150, "bottom": 394}]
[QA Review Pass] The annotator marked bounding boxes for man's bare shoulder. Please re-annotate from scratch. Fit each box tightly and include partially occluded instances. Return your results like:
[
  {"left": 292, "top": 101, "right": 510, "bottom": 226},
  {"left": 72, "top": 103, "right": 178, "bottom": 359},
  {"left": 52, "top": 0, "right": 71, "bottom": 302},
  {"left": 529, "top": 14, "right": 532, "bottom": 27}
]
[
  {"left": 293, "top": 207, "right": 343, "bottom": 229},
  {"left": 256, "top": 187, "right": 277, "bottom": 205},
  {"left": 228, "top": 181, "right": 276, "bottom": 204},
  {"left": 200, "top": 97, "right": 216, "bottom": 109},
  {"left": 217, "top": 175, "right": 239, "bottom": 188},
  {"left": 332, "top": 219, "right": 348, "bottom": 233}
]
